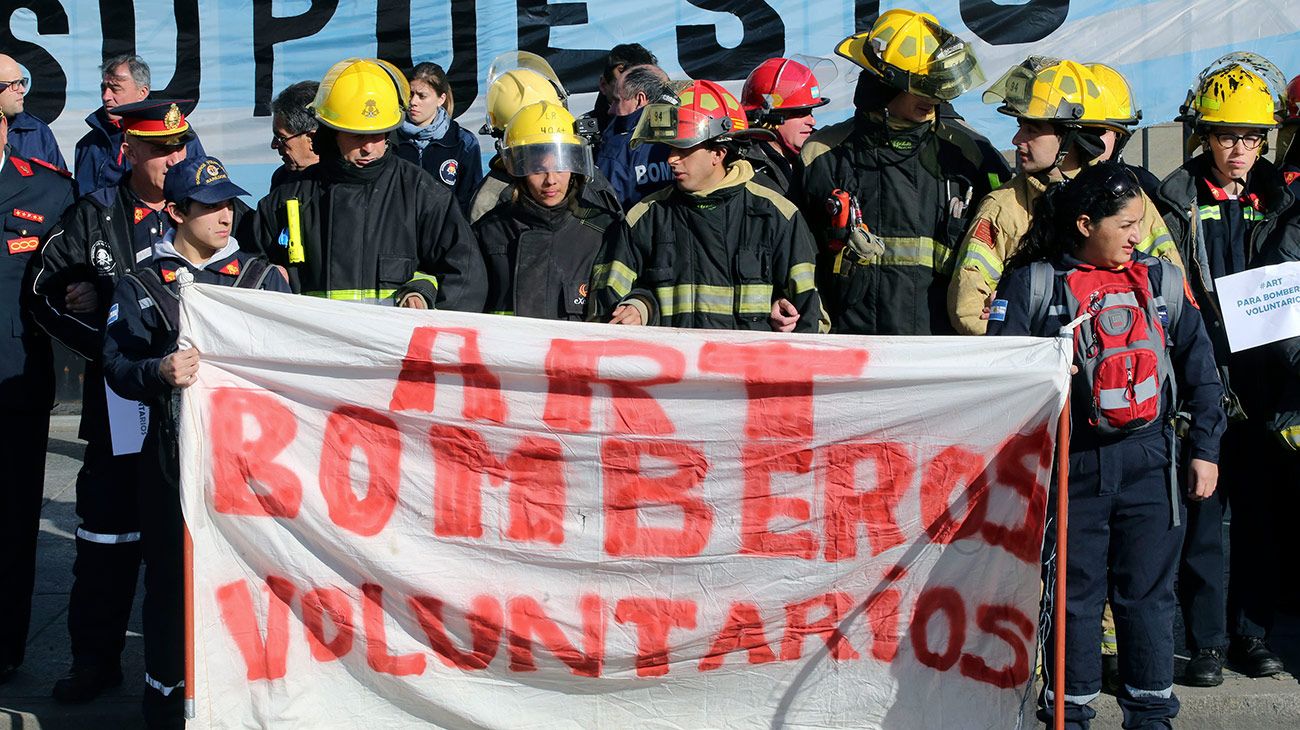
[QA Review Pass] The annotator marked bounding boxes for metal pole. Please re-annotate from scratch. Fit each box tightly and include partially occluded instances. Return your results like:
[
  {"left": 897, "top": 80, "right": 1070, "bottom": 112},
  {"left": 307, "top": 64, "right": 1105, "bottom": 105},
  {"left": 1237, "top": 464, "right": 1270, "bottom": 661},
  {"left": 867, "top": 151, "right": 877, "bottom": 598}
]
[
  {"left": 185, "top": 525, "right": 195, "bottom": 720},
  {"left": 1054, "top": 398, "right": 1071, "bottom": 730}
]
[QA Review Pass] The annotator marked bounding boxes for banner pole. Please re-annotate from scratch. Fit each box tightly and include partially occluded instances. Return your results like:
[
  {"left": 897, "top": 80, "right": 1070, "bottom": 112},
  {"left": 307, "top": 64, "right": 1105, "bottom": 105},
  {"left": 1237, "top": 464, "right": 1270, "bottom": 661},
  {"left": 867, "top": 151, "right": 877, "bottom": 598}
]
[
  {"left": 184, "top": 524, "right": 195, "bottom": 720},
  {"left": 1053, "top": 397, "right": 1070, "bottom": 730}
]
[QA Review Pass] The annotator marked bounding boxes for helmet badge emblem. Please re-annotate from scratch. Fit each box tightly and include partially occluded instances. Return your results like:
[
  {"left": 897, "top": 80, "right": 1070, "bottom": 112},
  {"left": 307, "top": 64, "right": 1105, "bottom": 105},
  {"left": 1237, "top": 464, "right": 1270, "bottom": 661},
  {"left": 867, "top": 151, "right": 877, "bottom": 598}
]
[{"left": 362, "top": 99, "right": 379, "bottom": 118}]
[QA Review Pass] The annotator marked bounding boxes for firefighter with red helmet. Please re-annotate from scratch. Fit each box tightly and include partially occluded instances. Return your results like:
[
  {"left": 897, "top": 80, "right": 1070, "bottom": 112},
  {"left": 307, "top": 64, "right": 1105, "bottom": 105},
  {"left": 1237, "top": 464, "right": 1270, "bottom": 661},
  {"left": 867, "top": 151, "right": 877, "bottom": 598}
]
[
  {"left": 592, "top": 80, "right": 824, "bottom": 332},
  {"left": 1276, "top": 74, "right": 1300, "bottom": 191},
  {"left": 739, "top": 56, "right": 834, "bottom": 196}
]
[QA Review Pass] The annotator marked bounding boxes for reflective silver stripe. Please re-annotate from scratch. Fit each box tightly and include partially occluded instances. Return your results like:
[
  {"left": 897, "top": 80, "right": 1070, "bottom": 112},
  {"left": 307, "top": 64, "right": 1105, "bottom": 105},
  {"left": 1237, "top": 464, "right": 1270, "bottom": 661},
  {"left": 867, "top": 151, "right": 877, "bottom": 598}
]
[
  {"left": 135, "top": 248, "right": 151, "bottom": 263},
  {"left": 961, "top": 241, "right": 1004, "bottom": 286},
  {"left": 1125, "top": 684, "right": 1173, "bottom": 699},
  {"left": 1044, "top": 688, "right": 1101, "bottom": 705},
  {"left": 1098, "top": 376, "right": 1158, "bottom": 410},
  {"left": 1048, "top": 305, "right": 1068, "bottom": 317},
  {"left": 76, "top": 527, "right": 141, "bottom": 544},
  {"left": 138, "top": 297, "right": 154, "bottom": 310},
  {"left": 144, "top": 671, "right": 185, "bottom": 697}
]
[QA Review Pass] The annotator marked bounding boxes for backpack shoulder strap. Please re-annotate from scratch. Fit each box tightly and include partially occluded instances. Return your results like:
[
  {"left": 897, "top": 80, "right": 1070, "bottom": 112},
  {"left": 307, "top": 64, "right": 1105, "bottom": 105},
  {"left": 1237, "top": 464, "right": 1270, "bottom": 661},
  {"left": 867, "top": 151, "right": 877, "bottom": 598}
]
[
  {"left": 124, "top": 268, "right": 178, "bottom": 333},
  {"left": 1027, "top": 261, "right": 1057, "bottom": 333},
  {"left": 1148, "top": 258, "right": 1185, "bottom": 342},
  {"left": 232, "top": 255, "right": 271, "bottom": 289}
]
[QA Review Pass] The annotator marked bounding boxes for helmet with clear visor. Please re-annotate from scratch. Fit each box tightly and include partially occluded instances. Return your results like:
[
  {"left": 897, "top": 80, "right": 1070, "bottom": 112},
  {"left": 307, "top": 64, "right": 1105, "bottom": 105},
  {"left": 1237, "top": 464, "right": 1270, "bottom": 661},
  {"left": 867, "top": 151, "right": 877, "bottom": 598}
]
[
  {"left": 501, "top": 100, "right": 594, "bottom": 179},
  {"left": 835, "top": 9, "right": 983, "bottom": 102},
  {"left": 631, "top": 79, "right": 769, "bottom": 149},
  {"left": 983, "top": 56, "right": 1113, "bottom": 127},
  {"left": 483, "top": 51, "right": 569, "bottom": 135}
]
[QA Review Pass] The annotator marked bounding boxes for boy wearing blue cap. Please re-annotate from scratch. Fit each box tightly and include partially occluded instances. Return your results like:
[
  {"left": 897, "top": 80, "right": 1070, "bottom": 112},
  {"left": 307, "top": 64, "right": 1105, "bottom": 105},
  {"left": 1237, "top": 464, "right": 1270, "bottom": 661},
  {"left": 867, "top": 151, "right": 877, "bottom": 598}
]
[{"left": 102, "top": 156, "right": 289, "bottom": 729}]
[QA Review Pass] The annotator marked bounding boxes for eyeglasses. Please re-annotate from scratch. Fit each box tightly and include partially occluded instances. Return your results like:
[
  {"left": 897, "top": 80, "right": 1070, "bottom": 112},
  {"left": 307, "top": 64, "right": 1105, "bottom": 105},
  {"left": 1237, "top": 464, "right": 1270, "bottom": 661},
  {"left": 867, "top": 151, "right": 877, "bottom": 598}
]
[
  {"left": 0, "top": 78, "right": 29, "bottom": 94},
  {"left": 1210, "top": 132, "right": 1265, "bottom": 150},
  {"left": 271, "top": 130, "right": 308, "bottom": 148}
]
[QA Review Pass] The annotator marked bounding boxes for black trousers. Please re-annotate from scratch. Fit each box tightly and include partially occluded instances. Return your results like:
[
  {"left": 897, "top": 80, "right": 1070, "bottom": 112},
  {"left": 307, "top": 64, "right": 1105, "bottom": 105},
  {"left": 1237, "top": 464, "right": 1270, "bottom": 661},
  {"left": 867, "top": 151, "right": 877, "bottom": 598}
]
[
  {"left": 138, "top": 430, "right": 184, "bottom": 729},
  {"left": 66, "top": 437, "right": 142, "bottom": 667},
  {"left": 0, "top": 407, "right": 51, "bottom": 667},
  {"left": 1178, "top": 420, "right": 1288, "bottom": 650}
]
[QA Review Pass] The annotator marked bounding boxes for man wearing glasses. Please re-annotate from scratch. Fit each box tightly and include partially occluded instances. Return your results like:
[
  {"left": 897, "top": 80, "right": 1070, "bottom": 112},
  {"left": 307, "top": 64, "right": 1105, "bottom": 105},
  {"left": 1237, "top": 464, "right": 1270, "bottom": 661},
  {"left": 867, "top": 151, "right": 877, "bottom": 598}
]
[
  {"left": 269, "top": 80, "right": 320, "bottom": 189},
  {"left": 0, "top": 54, "right": 64, "bottom": 170},
  {"left": 73, "top": 54, "right": 205, "bottom": 195},
  {"left": 1156, "top": 54, "right": 1297, "bottom": 687}
]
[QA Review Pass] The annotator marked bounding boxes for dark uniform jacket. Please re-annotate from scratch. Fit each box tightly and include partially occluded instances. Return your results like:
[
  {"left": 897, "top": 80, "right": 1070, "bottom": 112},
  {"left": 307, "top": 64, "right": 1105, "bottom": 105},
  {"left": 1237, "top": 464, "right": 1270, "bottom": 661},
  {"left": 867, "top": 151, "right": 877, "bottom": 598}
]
[
  {"left": 1157, "top": 154, "right": 1296, "bottom": 417},
  {"left": 254, "top": 148, "right": 486, "bottom": 311},
  {"left": 593, "top": 159, "right": 823, "bottom": 332},
  {"left": 473, "top": 182, "right": 621, "bottom": 320},
  {"left": 989, "top": 253, "right": 1225, "bottom": 466},
  {"left": 0, "top": 150, "right": 75, "bottom": 411},
  {"left": 395, "top": 119, "right": 483, "bottom": 213},
  {"left": 31, "top": 175, "right": 205, "bottom": 439},
  {"left": 800, "top": 110, "right": 1010, "bottom": 335},
  {"left": 73, "top": 107, "right": 206, "bottom": 196},
  {"left": 594, "top": 106, "right": 673, "bottom": 211},
  {"left": 9, "top": 112, "right": 66, "bottom": 171},
  {"left": 741, "top": 139, "right": 799, "bottom": 199}
]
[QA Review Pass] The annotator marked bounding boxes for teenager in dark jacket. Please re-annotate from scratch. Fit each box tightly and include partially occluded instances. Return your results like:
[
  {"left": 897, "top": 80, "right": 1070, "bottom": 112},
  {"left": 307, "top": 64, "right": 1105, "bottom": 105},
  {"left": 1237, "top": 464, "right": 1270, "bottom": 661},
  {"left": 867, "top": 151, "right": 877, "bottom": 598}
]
[
  {"left": 395, "top": 62, "right": 482, "bottom": 213},
  {"left": 990, "top": 162, "right": 1225, "bottom": 730},
  {"left": 474, "top": 101, "right": 620, "bottom": 320},
  {"left": 104, "top": 156, "right": 290, "bottom": 728}
]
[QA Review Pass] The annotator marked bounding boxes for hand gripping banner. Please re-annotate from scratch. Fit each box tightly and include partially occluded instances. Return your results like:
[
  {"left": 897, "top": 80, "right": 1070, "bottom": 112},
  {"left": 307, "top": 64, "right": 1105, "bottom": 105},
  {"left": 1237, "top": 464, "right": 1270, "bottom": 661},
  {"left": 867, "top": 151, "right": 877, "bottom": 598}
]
[{"left": 177, "top": 284, "right": 1070, "bottom": 728}]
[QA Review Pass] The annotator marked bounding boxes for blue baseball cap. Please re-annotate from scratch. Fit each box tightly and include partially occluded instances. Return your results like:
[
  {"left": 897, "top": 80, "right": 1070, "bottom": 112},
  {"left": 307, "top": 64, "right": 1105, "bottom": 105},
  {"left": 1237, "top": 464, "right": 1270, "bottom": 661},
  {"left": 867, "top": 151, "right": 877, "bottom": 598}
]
[{"left": 163, "top": 156, "right": 249, "bottom": 205}]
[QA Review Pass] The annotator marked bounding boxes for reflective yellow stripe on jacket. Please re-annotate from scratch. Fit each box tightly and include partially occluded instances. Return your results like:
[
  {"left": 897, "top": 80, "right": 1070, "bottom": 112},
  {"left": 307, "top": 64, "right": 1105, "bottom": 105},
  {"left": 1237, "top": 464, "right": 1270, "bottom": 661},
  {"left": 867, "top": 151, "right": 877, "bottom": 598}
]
[
  {"left": 655, "top": 283, "right": 773, "bottom": 317},
  {"left": 833, "top": 236, "right": 955, "bottom": 274}
]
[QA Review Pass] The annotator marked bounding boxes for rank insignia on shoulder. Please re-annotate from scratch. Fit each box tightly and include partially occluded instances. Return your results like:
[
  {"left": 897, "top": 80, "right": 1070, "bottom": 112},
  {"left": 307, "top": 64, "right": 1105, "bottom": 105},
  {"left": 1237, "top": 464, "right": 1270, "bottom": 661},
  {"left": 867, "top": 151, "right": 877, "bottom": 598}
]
[
  {"left": 12, "top": 208, "right": 44, "bottom": 223},
  {"left": 219, "top": 259, "right": 240, "bottom": 276},
  {"left": 30, "top": 158, "right": 72, "bottom": 178},
  {"left": 162, "top": 269, "right": 178, "bottom": 283},
  {"left": 134, "top": 207, "right": 151, "bottom": 225},
  {"left": 7, "top": 236, "right": 38, "bottom": 254},
  {"left": 11, "top": 158, "right": 32, "bottom": 176}
]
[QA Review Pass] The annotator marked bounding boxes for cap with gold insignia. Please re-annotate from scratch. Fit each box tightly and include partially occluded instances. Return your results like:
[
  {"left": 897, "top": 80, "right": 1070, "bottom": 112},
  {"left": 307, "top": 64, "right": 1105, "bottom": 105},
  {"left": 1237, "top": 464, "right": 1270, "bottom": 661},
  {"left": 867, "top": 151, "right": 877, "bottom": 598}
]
[
  {"left": 114, "top": 98, "right": 196, "bottom": 147},
  {"left": 163, "top": 156, "right": 249, "bottom": 205}
]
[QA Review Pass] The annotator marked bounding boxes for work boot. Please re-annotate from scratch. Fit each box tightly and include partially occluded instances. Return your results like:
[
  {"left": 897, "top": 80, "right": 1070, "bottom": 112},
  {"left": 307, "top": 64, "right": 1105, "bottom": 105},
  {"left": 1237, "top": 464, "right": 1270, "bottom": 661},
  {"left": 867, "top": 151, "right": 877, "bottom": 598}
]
[
  {"left": 51, "top": 662, "right": 123, "bottom": 703},
  {"left": 1181, "top": 647, "right": 1225, "bottom": 687},
  {"left": 1228, "top": 636, "right": 1285, "bottom": 678}
]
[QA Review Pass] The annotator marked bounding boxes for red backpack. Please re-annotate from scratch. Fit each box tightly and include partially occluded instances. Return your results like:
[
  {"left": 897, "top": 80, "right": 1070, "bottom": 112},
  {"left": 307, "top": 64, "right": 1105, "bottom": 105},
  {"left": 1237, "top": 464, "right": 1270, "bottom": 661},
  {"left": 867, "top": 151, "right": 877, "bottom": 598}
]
[{"left": 1027, "top": 259, "right": 1185, "bottom": 436}]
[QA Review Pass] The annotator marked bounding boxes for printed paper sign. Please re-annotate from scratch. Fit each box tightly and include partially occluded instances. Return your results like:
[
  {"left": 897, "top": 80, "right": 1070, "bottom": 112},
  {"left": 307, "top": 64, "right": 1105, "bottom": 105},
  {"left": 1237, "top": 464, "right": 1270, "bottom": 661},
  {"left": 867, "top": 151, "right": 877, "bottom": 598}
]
[
  {"left": 105, "top": 381, "right": 149, "bottom": 456},
  {"left": 1215, "top": 261, "right": 1300, "bottom": 352},
  {"left": 177, "top": 284, "right": 1070, "bottom": 729}
]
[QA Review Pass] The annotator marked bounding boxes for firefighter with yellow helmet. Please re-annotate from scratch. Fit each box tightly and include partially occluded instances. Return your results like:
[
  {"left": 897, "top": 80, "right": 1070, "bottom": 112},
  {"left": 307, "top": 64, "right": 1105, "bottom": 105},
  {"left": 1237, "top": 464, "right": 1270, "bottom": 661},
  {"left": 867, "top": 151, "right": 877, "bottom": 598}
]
[
  {"left": 254, "top": 57, "right": 485, "bottom": 311},
  {"left": 800, "top": 9, "right": 1010, "bottom": 335},
  {"left": 592, "top": 80, "right": 824, "bottom": 331},
  {"left": 947, "top": 57, "right": 1179, "bottom": 335},
  {"left": 473, "top": 100, "right": 623, "bottom": 319},
  {"left": 467, "top": 51, "right": 621, "bottom": 224},
  {"left": 1154, "top": 52, "right": 1298, "bottom": 689}
]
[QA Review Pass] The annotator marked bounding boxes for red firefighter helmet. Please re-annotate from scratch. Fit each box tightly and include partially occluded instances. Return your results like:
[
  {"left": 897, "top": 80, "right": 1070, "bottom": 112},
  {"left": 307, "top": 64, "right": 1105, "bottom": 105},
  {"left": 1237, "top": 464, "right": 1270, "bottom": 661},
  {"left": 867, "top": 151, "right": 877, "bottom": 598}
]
[
  {"left": 632, "top": 79, "right": 769, "bottom": 149},
  {"left": 1286, "top": 74, "right": 1300, "bottom": 123},
  {"left": 740, "top": 57, "right": 834, "bottom": 117}
]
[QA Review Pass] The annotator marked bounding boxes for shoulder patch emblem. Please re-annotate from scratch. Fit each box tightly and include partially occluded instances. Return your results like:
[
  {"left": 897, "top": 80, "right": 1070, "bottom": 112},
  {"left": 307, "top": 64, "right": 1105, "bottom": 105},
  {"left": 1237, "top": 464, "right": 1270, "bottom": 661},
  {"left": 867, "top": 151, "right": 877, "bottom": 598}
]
[
  {"left": 107, "top": 303, "right": 119, "bottom": 325},
  {"left": 219, "top": 259, "right": 241, "bottom": 276},
  {"left": 439, "top": 158, "right": 459, "bottom": 186},
  {"left": 90, "top": 240, "right": 115, "bottom": 273},
  {"left": 1286, "top": 171, "right": 1300, "bottom": 186},
  {"left": 11, "top": 158, "right": 32, "bottom": 177},
  {"left": 134, "top": 207, "right": 151, "bottom": 225},
  {"left": 162, "top": 268, "right": 178, "bottom": 283}
]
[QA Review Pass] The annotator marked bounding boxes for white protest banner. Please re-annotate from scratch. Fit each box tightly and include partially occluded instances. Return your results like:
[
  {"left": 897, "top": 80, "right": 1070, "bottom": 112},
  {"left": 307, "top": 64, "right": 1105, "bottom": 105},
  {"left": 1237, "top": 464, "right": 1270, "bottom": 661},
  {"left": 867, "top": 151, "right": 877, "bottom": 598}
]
[
  {"left": 104, "top": 381, "right": 149, "bottom": 456},
  {"left": 1215, "top": 261, "right": 1300, "bottom": 352},
  {"left": 177, "top": 283, "right": 1069, "bottom": 729}
]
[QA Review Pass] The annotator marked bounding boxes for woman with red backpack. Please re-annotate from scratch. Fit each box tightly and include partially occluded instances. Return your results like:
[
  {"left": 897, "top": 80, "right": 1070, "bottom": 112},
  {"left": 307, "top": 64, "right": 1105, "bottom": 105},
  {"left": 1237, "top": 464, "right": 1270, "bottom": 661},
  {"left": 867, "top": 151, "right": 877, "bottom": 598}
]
[{"left": 988, "top": 161, "right": 1226, "bottom": 730}]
